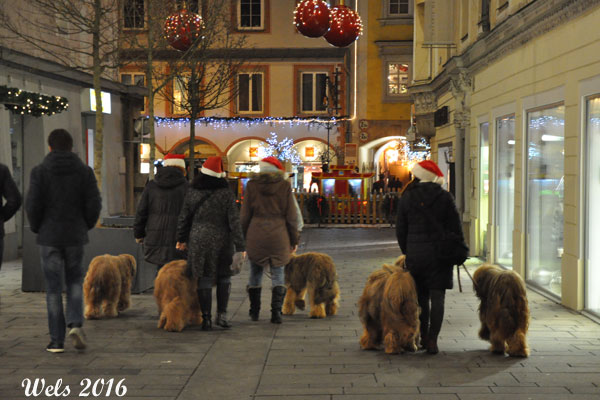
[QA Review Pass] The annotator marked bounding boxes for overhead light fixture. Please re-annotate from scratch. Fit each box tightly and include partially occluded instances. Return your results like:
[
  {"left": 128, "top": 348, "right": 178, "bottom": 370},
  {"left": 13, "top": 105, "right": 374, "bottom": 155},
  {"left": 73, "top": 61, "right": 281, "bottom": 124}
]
[{"left": 541, "top": 134, "right": 563, "bottom": 142}]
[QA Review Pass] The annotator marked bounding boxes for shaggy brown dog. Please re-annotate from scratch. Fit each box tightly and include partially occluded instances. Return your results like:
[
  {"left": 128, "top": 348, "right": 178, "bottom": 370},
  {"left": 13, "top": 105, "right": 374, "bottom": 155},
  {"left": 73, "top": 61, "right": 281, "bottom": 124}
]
[
  {"left": 358, "top": 256, "right": 420, "bottom": 354},
  {"left": 473, "top": 264, "right": 530, "bottom": 357},
  {"left": 84, "top": 254, "right": 137, "bottom": 319},
  {"left": 154, "top": 260, "right": 202, "bottom": 332},
  {"left": 282, "top": 252, "right": 340, "bottom": 318}
]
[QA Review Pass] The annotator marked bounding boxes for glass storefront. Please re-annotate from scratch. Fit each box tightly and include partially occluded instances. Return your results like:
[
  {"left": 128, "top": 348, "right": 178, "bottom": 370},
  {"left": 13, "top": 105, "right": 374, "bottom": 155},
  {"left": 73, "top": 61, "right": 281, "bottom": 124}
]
[
  {"left": 526, "top": 104, "right": 565, "bottom": 297},
  {"left": 479, "top": 122, "right": 489, "bottom": 258},
  {"left": 495, "top": 115, "right": 515, "bottom": 268},
  {"left": 585, "top": 97, "right": 600, "bottom": 314}
]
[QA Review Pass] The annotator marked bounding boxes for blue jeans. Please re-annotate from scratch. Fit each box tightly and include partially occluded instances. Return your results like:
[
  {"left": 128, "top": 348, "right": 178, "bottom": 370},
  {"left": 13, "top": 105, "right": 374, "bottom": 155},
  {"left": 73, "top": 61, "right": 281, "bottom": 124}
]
[
  {"left": 248, "top": 261, "right": 285, "bottom": 288},
  {"left": 40, "top": 246, "right": 84, "bottom": 344}
]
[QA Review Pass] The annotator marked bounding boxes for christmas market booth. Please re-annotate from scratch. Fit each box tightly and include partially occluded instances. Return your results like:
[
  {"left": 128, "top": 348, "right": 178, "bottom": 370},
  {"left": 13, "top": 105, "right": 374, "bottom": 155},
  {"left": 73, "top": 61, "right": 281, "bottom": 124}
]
[{"left": 310, "top": 165, "right": 373, "bottom": 198}]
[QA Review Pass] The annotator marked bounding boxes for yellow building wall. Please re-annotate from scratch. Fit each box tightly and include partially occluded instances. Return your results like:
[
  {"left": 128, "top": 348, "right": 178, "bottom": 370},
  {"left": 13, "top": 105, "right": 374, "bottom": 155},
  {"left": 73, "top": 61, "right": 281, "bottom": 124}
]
[
  {"left": 365, "top": 1, "right": 412, "bottom": 121},
  {"left": 469, "top": 5, "right": 600, "bottom": 310}
]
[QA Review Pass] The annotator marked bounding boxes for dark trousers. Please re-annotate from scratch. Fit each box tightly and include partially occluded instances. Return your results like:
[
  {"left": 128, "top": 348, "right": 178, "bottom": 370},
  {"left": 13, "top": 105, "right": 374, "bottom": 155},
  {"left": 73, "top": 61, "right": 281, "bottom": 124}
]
[
  {"left": 417, "top": 285, "right": 446, "bottom": 339},
  {"left": 40, "top": 246, "right": 84, "bottom": 343},
  {"left": 0, "top": 237, "right": 3, "bottom": 271}
]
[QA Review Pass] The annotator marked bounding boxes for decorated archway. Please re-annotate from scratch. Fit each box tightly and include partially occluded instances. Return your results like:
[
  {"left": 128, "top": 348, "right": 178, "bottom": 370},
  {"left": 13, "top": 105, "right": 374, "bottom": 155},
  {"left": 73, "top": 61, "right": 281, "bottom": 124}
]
[{"left": 225, "top": 137, "right": 268, "bottom": 173}]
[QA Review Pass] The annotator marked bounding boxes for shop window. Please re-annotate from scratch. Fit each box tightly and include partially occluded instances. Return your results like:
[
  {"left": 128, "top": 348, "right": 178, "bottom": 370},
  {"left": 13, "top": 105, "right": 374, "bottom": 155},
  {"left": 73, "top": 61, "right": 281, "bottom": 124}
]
[
  {"left": 525, "top": 104, "right": 564, "bottom": 297},
  {"left": 238, "top": 0, "right": 264, "bottom": 30},
  {"left": 123, "top": 0, "right": 145, "bottom": 29},
  {"left": 237, "top": 72, "right": 263, "bottom": 113},
  {"left": 585, "top": 96, "right": 600, "bottom": 313},
  {"left": 301, "top": 72, "right": 328, "bottom": 113},
  {"left": 495, "top": 115, "right": 515, "bottom": 269},
  {"left": 479, "top": 122, "right": 489, "bottom": 259}
]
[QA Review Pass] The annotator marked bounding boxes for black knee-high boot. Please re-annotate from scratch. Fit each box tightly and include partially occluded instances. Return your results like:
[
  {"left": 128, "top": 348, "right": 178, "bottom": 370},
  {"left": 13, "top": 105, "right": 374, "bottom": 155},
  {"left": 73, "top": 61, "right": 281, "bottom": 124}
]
[
  {"left": 417, "top": 289, "right": 430, "bottom": 348},
  {"left": 248, "top": 286, "right": 261, "bottom": 321},
  {"left": 426, "top": 289, "right": 446, "bottom": 354},
  {"left": 271, "top": 286, "right": 287, "bottom": 324},
  {"left": 198, "top": 288, "right": 212, "bottom": 331},
  {"left": 216, "top": 282, "right": 231, "bottom": 329}
]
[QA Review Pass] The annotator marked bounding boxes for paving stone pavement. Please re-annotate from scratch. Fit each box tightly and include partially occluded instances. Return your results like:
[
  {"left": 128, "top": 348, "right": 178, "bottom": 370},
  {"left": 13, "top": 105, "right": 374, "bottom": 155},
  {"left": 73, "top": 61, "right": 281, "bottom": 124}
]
[{"left": 1, "top": 227, "right": 600, "bottom": 400}]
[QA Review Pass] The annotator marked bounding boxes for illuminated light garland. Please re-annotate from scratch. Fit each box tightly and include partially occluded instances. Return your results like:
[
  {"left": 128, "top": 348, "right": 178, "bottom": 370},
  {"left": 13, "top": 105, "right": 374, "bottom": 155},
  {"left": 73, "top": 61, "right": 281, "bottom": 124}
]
[
  {"left": 164, "top": 8, "right": 204, "bottom": 52},
  {"left": 259, "top": 132, "right": 302, "bottom": 165},
  {"left": 293, "top": 0, "right": 331, "bottom": 38},
  {"left": 0, "top": 85, "right": 68, "bottom": 117},
  {"left": 153, "top": 115, "right": 350, "bottom": 129}
]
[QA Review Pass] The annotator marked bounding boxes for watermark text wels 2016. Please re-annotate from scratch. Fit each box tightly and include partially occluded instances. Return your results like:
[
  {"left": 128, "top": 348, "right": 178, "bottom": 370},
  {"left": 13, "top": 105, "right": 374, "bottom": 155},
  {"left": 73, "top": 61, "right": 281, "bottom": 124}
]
[{"left": 21, "top": 378, "right": 127, "bottom": 397}]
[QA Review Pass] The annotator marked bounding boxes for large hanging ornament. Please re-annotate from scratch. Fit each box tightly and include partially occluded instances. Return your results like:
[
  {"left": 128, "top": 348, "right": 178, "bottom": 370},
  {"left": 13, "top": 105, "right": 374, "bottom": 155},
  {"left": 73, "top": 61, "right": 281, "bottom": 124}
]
[
  {"left": 164, "top": 9, "right": 204, "bottom": 52},
  {"left": 324, "top": 4, "right": 363, "bottom": 47},
  {"left": 294, "top": 0, "right": 331, "bottom": 38}
]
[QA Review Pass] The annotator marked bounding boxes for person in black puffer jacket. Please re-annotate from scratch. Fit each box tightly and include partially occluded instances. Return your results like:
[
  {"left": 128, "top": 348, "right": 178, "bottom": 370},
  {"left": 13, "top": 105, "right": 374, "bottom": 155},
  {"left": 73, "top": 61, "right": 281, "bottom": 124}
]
[
  {"left": 0, "top": 162, "right": 21, "bottom": 271},
  {"left": 26, "top": 129, "right": 101, "bottom": 354},
  {"left": 134, "top": 154, "right": 188, "bottom": 269},
  {"left": 396, "top": 160, "right": 465, "bottom": 355}
]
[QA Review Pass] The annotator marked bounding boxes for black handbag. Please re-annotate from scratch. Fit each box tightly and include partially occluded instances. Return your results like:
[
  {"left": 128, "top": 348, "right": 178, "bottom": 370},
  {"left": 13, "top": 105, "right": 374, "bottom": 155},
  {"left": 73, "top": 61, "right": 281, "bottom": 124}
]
[{"left": 416, "top": 202, "right": 469, "bottom": 266}]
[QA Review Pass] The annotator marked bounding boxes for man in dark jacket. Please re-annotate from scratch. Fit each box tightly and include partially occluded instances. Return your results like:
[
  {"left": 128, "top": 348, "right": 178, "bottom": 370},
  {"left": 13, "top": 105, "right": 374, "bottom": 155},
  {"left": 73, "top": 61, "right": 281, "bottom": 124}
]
[
  {"left": 134, "top": 153, "right": 188, "bottom": 269},
  {"left": 0, "top": 162, "right": 22, "bottom": 271},
  {"left": 396, "top": 160, "right": 465, "bottom": 355},
  {"left": 26, "top": 129, "right": 101, "bottom": 353}
]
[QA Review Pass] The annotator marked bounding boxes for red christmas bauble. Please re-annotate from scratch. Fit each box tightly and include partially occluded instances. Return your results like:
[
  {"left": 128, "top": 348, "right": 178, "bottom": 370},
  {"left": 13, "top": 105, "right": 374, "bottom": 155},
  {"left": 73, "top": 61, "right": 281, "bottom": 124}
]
[
  {"left": 324, "top": 5, "right": 363, "bottom": 48},
  {"left": 164, "top": 9, "right": 204, "bottom": 52},
  {"left": 294, "top": 0, "right": 331, "bottom": 38}
]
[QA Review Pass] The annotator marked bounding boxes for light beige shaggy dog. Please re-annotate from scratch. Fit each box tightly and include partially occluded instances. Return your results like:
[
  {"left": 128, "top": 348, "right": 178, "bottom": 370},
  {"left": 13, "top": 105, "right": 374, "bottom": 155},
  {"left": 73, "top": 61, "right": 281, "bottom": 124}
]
[
  {"left": 473, "top": 264, "right": 530, "bottom": 357},
  {"left": 154, "top": 260, "right": 202, "bottom": 332},
  {"left": 84, "top": 254, "right": 137, "bottom": 319},
  {"left": 358, "top": 256, "right": 420, "bottom": 354},
  {"left": 282, "top": 252, "right": 340, "bottom": 318}
]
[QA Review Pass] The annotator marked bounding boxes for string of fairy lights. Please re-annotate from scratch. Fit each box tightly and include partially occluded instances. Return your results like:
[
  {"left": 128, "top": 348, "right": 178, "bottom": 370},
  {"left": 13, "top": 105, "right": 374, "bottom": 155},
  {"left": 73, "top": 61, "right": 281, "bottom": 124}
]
[
  {"left": 153, "top": 115, "right": 350, "bottom": 129},
  {"left": 0, "top": 85, "right": 69, "bottom": 117}
]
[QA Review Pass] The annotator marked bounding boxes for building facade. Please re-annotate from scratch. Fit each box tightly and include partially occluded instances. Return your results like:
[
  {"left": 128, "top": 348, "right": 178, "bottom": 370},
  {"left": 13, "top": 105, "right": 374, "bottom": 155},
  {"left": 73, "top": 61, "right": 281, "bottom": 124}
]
[{"left": 410, "top": 0, "right": 600, "bottom": 313}]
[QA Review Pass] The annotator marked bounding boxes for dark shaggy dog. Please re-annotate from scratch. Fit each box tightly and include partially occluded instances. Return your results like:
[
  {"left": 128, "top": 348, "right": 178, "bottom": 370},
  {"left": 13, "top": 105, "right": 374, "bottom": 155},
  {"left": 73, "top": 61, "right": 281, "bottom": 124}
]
[
  {"left": 282, "top": 252, "right": 340, "bottom": 318},
  {"left": 358, "top": 256, "right": 420, "bottom": 354},
  {"left": 84, "top": 254, "right": 137, "bottom": 319},
  {"left": 154, "top": 260, "right": 202, "bottom": 332},
  {"left": 473, "top": 264, "right": 530, "bottom": 357}
]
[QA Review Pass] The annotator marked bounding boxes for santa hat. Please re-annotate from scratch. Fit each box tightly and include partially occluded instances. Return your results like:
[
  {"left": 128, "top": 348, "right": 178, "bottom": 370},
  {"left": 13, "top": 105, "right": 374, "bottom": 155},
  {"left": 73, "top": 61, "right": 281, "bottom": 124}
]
[
  {"left": 411, "top": 160, "right": 445, "bottom": 185},
  {"left": 163, "top": 153, "right": 186, "bottom": 170},
  {"left": 259, "top": 156, "right": 284, "bottom": 173},
  {"left": 201, "top": 156, "right": 226, "bottom": 178}
]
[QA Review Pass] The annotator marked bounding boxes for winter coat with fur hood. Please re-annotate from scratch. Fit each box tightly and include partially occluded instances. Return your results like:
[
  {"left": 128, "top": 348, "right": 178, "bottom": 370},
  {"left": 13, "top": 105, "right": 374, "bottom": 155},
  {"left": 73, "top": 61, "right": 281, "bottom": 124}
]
[
  {"left": 25, "top": 151, "right": 101, "bottom": 246},
  {"left": 134, "top": 166, "right": 188, "bottom": 266},
  {"left": 395, "top": 180, "right": 464, "bottom": 290},
  {"left": 240, "top": 170, "right": 299, "bottom": 268},
  {"left": 176, "top": 173, "right": 245, "bottom": 280}
]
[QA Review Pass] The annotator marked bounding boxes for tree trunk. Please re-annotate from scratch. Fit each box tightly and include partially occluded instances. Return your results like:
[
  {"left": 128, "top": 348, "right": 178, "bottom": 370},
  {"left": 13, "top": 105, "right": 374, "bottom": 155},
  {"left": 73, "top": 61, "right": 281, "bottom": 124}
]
[
  {"left": 147, "top": 0, "right": 156, "bottom": 179},
  {"left": 92, "top": 0, "right": 103, "bottom": 193},
  {"left": 188, "top": 68, "right": 197, "bottom": 181}
]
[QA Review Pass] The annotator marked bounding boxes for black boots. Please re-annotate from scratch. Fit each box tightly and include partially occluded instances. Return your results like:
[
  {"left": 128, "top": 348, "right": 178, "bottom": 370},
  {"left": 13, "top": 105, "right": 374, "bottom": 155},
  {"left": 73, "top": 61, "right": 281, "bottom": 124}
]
[
  {"left": 270, "top": 286, "right": 287, "bottom": 324},
  {"left": 198, "top": 288, "right": 212, "bottom": 331},
  {"left": 248, "top": 287, "right": 261, "bottom": 321},
  {"left": 215, "top": 282, "right": 231, "bottom": 329}
]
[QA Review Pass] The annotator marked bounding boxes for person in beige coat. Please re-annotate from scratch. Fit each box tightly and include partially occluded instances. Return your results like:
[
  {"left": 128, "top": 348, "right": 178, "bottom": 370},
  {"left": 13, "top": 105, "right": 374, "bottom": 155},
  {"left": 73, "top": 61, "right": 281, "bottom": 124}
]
[{"left": 241, "top": 156, "right": 299, "bottom": 324}]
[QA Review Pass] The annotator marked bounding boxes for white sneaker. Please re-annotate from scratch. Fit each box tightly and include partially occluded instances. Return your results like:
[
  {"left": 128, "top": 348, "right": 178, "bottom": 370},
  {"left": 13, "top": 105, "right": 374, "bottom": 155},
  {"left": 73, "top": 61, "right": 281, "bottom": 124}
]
[{"left": 68, "top": 327, "right": 87, "bottom": 350}]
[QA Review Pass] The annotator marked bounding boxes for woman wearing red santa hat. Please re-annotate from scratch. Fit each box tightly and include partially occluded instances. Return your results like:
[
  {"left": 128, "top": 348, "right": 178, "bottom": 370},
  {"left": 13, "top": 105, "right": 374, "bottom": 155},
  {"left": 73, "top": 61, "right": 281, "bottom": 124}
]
[
  {"left": 134, "top": 153, "right": 188, "bottom": 270},
  {"left": 241, "top": 156, "right": 299, "bottom": 324},
  {"left": 396, "top": 159, "right": 467, "bottom": 354},
  {"left": 176, "top": 156, "right": 245, "bottom": 330}
]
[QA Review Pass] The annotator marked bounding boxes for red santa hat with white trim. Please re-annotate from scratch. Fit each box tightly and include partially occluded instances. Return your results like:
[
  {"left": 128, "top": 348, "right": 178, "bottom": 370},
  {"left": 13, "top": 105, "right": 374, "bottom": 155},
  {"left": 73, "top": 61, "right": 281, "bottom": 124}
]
[
  {"left": 259, "top": 156, "right": 285, "bottom": 173},
  {"left": 162, "top": 153, "right": 186, "bottom": 170},
  {"left": 201, "top": 156, "right": 226, "bottom": 178},
  {"left": 411, "top": 160, "right": 445, "bottom": 185}
]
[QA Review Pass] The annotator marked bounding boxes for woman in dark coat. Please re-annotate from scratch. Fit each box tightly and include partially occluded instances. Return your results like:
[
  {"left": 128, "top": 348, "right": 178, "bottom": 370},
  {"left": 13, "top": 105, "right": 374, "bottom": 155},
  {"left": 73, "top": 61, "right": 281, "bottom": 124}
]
[
  {"left": 176, "top": 157, "right": 245, "bottom": 330},
  {"left": 396, "top": 160, "right": 465, "bottom": 354},
  {"left": 134, "top": 154, "right": 188, "bottom": 268},
  {"left": 240, "top": 156, "right": 299, "bottom": 324}
]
